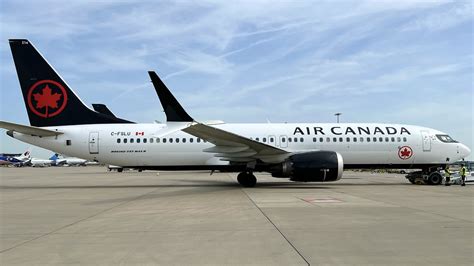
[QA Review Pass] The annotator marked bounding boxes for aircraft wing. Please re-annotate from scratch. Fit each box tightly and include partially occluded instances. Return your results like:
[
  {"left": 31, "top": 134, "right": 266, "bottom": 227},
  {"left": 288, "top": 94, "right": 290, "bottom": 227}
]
[
  {"left": 148, "top": 71, "right": 289, "bottom": 163},
  {"left": 0, "top": 121, "right": 63, "bottom": 137},
  {"left": 184, "top": 122, "right": 289, "bottom": 163}
]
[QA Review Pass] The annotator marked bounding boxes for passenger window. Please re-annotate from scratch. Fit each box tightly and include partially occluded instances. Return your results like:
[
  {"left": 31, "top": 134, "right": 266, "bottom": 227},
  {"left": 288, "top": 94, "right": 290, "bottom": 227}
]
[
  {"left": 367, "top": 137, "right": 371, "bottom": 142},
  {"left": 379, "top": 137, "right": 383, "bottom": 142},
  {"left": 333, "top": 137, "right": 337, "bottom": 142},
  {"left": 143, "top": 138, "right": 147, "bottom": 143},
  {"left": 339, "top": 137, "right": 343, "bottom": 142},
  {"left": 66, "top": 140, "right": 72, "bottom": 146},
  {"left": 256, "top": 137, "right": 259, "bottom": 141},
  {"left": 182, "top": 138, "right": 186, "bottom": 143},
  {"left": 403, "top": 137, "right": 407, "bottom": 142},
  {"left": 373, "top": 137, "right": 377, "bottom": 142},
  {"left": 263, "top": 137, "right": 267, "bottom": 142},
  {"left": 190, "top": 138, "right": 193, "bottom": 143},
  {"left": 157, "top": 138, "right": 160, "bottom": 143},
  {"left": 346, "top": 137, "right": 350, "bottom": 142},
  {"left": 130, "top": 138, "right": 134, "bottom": 143},
  {"left": 163, "top": 138, "right": 166, "bottom": 143},
  {"left": 320, "top": 137, "right": 324, "bottom": 142},
  {"left": 197, "top": 138, "right": 201, "bottom": 143},
  {"left": 176, "top": 138, "right": 180, "bottom": 143},
  {"left": 124, "top": 138, "right": 128, "bottom": 143},
  {"left": 397, "top": 137, "right": 401, "bottom": 142},
  {"left": 270, "top": 138, "right": 274, "bottom": 142},
  {"left": 117, "top": 138, "right": 121, "bottom": 143},
  {"left": 385, "top": 137, "right": 389, "bottom": 142},
  {"left": 326, "top": 137, "right": 330, "bottom": 142},
  {"left": 288, "top": 138, "right": 292, "bottom": 143},
  {"left": 169, "top": 138, "right": 173, "bottom": 143},
  {"left": 137, "top": 138, "right": 141, "bottom": 143},
  {"left": 282, "top": 138, "right": 286, "bottom": 142},
  {"left": 300, "top": 137, "right": 304, "bottom": 142},
  {"left": 353, "top": 137, "right": 357, "bottom": 142},
  {"left": 360, "top": 137, "right": 364, "bottom": 142},
  {"left": 150, "top": 138, "right": 153, "bottom": 143},
  {"left": 391, "top": 137, "right": 395, "bottom": 142},
  {"left": 294, "top": 137, "right": 298, "bottom": 142}
]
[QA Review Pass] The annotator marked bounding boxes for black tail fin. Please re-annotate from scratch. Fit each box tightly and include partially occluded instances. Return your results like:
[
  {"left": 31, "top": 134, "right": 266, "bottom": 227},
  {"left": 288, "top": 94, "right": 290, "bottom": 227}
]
[
  {"left": 148, "top": 71, "right": 193, "bottom": 122},
  {"left": 9, "top": 39, "right": 132, "bottom": 126},
  {"left": 92, "top": 104, "right": 117, "bottom": 118}
]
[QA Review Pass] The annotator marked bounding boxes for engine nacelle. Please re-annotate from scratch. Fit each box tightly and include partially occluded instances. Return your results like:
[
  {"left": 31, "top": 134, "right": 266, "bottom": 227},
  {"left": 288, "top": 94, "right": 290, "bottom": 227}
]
[{"left": 271, "top": 151, "right": 344, "bottom": 182}]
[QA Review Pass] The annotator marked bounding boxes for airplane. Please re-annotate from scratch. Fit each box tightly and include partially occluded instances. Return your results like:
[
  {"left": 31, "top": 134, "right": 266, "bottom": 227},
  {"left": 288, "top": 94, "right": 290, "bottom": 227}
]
[
  {"left": 0, "top": 39, "right": 471, "bottom": 187},
  {"left": 29, "top": 153, "right": 60, "bottom": 167},
  {"left": 52, "top": 153, "right": 88, "bottom": 166},
  {"left": 0, "top": 149, "right": 31, "bottom": 166}
]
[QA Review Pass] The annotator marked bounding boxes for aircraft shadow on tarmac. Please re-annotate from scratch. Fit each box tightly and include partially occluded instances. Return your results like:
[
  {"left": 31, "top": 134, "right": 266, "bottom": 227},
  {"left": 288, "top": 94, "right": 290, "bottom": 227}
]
[
  {"left": 0, "top": 179, "right": 413, "bottom": 205},
  {"left": 0, "top": 179, "right": 412, "bottom": 190}
]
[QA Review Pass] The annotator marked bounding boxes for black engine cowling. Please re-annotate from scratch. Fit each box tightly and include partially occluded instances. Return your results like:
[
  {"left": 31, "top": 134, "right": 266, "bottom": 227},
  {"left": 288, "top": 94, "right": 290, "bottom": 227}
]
[{"left": 271, "top": 151, "right": 344, "bottom": 182}]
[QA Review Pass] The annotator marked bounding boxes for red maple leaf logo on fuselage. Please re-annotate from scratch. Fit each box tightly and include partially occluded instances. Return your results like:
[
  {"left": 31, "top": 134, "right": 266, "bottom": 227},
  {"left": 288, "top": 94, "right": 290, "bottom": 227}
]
[
  {"left": 400, "top": 148, "right": 411, "bottom": 157},
  {"left": 398, "top": 146, "right": 413, "bottom": 160},
  {"left": 33, "top": 85, "right": 62, "bottom": 117}
]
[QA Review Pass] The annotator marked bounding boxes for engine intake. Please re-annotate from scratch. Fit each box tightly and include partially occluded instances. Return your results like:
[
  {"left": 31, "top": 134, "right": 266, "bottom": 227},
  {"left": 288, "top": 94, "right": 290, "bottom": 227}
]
[{"left": 272, "top": 151, "right": 344, "bottom": 182}]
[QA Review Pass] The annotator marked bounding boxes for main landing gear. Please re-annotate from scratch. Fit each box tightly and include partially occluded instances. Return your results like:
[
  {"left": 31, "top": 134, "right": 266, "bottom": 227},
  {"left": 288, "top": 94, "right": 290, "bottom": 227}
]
[{"left": 237, "top": 172, "right": 257, "bottom": 187}]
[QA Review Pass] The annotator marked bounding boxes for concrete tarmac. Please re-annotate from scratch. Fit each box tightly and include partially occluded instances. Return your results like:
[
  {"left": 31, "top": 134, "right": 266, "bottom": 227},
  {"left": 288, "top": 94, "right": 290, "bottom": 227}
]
[{"left": 0, "top": 167, "right": 472, "bottom": 265}]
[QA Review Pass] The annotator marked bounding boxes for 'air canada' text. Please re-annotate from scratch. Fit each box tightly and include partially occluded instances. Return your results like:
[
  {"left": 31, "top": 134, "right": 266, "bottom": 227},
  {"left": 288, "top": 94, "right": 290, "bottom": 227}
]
[{"left": 293, "top": 126, "right": 411, "bottom": 136}]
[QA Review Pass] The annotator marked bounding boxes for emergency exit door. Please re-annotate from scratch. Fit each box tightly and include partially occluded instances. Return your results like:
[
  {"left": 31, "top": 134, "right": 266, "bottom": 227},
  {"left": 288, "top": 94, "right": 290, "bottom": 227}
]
[
  {"left": 421, "top": 131, "right": 431, "bottom": 152},
  {"left": 89, "top": 132, "right": 99, "bottom": 154}
]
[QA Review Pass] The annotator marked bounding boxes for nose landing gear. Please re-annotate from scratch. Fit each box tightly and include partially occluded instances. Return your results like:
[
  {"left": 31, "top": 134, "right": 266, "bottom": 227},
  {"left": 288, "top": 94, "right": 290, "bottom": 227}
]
[{"left": 237, "top": 172, "right": 257, "bottom": 187}]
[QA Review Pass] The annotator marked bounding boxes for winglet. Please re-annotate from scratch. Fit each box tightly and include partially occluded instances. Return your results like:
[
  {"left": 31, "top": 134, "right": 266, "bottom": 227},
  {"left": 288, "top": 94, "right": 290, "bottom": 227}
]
[{"left": 148, "top": 71, "right": 193, "bottom": 122}]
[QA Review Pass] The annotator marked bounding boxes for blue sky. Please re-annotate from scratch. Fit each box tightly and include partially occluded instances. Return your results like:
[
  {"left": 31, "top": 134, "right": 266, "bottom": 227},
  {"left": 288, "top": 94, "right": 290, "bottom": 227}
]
[{"left": 0, "top": 0, "right": 472, "bottom": 159}]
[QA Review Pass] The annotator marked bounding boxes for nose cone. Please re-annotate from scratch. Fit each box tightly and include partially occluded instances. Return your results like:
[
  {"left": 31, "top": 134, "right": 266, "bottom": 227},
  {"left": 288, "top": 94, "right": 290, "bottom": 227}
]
[{"left": 459, "top": 144, "right": 471, "bottom": 159}]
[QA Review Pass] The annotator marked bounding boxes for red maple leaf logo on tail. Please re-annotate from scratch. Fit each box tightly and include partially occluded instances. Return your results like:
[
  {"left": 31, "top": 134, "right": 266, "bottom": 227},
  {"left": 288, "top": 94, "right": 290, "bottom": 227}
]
[{"left": 33, "top": 85, "right": 62, "bottom": 117}]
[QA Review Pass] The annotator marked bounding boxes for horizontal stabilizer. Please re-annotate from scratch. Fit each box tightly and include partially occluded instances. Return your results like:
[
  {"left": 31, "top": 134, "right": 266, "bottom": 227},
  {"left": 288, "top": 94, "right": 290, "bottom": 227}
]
[
  {"left": 0, "top": 120, "right": 62, "bottom": 137},
  {"left": 92, "top": 104, "right": 117, "bottom": 118}
]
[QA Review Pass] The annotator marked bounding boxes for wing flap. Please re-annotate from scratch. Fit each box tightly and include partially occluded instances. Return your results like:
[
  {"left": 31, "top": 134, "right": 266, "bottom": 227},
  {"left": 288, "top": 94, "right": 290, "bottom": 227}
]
[{"left": 203, "top": 146, "right": 249, "bottom": 153}]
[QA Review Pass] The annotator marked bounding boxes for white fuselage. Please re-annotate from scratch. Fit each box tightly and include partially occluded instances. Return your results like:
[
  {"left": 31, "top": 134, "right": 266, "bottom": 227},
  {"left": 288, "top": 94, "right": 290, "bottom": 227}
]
[{"left": 9, "top": 123, "right": 470, "bottom": 169}]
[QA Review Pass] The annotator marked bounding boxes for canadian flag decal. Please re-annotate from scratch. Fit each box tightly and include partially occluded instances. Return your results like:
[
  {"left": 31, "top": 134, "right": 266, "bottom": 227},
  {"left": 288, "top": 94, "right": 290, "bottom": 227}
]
[{"left": 135, "top": 132, "right": 144, "bottom": 136}]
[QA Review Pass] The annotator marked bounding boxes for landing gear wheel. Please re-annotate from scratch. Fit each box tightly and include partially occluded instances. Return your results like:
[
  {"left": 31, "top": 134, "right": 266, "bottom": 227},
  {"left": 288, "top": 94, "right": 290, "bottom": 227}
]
[
  {"left": 427, "top": 172, "right": 442, "bottom": 185},
  {"left": 117, "top": 168, "right": 123, "bottom": 173},
  {"left": 237, "top": 172, "right": 257, "bottom": 187}
]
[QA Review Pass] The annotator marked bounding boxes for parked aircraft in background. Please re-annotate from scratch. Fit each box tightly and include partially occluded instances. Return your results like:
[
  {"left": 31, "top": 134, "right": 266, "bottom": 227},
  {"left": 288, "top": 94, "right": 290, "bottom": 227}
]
[
  {"left": 1, "top": 39, "right": 471, "bottom": 186},
  {"left": 0, "top": 149, "right": 31, "bottom": 166},
  {"left": 52, "top": 153, "right": 88, "bottom": 166},
  {"left": 29, "top": 154, "right": 59, "bottom": 167}
]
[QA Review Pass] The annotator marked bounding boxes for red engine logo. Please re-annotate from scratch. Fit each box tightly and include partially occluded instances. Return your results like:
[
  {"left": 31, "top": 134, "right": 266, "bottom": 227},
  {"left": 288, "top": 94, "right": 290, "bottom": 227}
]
[
  {"left": 398, "top": 146, "right": 413, "bottom": 160},
  {"left": 27, "top": 80, "right": 68, "bottom": 118}
]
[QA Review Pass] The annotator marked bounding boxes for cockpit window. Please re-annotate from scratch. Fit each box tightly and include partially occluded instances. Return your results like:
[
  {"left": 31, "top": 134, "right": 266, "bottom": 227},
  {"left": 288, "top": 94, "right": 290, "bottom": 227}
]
[{"left": 436, "top": 135, "right": 457, "bottom": 143}]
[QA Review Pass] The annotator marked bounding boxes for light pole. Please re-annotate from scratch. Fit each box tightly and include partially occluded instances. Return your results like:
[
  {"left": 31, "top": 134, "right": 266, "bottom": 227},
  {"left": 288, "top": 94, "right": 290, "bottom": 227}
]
[{"left": 334, "top": 113, "right": 342, "bottom": 123}]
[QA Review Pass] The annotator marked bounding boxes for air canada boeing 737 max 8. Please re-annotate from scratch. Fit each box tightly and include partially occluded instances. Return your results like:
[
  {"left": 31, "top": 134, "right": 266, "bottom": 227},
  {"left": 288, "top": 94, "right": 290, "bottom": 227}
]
[{"left": 1, "top": 39, "right": 470, "bottom": 187}]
